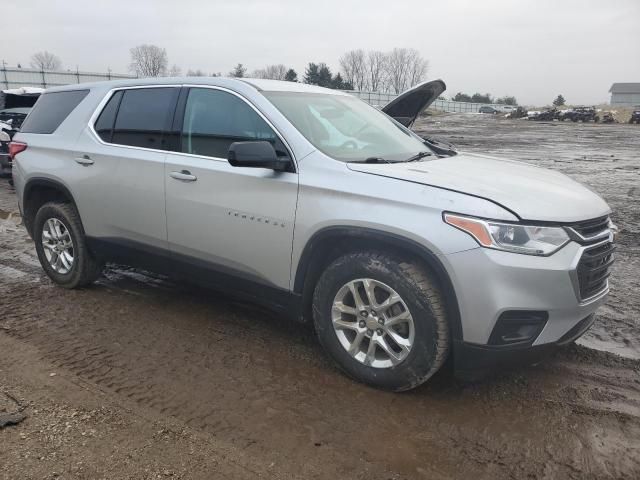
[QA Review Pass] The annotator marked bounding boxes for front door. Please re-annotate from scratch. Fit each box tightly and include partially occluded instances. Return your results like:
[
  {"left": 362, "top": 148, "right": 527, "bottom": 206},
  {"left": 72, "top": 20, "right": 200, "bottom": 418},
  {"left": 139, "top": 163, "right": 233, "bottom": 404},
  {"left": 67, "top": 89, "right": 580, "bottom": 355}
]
[{"left": 164, "top": 87, "right": 298, "bottom": 292}]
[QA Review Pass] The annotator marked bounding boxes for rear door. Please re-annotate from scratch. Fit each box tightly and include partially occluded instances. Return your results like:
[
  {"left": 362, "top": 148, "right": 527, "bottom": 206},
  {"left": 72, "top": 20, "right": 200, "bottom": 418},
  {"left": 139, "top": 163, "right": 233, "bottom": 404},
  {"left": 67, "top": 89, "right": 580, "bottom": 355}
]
[
  {"left": 73, "top": 86, "right": 180, "bottom": 251},
  {"left": 164, "top": 86, "right": 298, "bottom": 292}
]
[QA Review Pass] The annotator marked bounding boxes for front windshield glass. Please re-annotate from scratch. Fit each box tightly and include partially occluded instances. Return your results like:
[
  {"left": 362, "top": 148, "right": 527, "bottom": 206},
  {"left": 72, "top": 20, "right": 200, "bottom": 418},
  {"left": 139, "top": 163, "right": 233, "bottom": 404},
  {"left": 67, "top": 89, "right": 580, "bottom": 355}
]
[{"left": 263, "top": 91, "right": 427, "bottom": 162}]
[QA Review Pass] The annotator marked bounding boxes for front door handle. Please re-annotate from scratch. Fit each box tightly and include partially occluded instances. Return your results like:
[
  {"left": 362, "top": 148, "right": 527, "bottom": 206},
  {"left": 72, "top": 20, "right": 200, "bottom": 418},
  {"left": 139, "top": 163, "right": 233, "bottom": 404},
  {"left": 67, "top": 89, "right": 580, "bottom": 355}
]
[
  {"left": 74, "top": 154, "right": 94, "bottom": 166},
  {"left": 170, "top": 170, "right": 197, "bottom": 182}
]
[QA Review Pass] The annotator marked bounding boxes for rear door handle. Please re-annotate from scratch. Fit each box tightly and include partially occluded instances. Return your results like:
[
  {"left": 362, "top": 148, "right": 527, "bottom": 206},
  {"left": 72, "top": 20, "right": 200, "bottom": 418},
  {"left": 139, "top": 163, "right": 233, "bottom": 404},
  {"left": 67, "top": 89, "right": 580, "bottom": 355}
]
[
  {"left": 170, "top": 170, "right": 197, "bottom": 182},
  {"left": 74, "top": 154, "right": 94, "bottom": 166}
]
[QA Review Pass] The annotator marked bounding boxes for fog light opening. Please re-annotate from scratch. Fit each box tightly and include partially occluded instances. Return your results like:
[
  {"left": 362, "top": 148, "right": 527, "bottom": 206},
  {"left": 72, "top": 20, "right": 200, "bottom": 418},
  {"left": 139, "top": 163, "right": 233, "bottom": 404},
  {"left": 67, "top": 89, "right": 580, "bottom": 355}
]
[{"left": 488, "top": 311, "right": 549, "bottom": 346}]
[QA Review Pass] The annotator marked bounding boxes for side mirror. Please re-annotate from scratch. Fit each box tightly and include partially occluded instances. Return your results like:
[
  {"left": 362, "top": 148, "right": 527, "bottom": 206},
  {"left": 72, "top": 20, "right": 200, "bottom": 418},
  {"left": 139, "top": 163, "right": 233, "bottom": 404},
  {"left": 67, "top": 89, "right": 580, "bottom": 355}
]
[{"left": 227, "top": 141, "right": 290, "bottom": 171}]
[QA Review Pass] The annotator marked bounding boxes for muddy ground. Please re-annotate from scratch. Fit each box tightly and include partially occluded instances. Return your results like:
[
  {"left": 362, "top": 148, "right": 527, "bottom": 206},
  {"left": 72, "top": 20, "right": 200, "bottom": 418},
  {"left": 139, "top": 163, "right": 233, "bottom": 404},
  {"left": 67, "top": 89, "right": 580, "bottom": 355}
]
[{"left": 1, "top": 115, "right": 639, "bottom": 479}]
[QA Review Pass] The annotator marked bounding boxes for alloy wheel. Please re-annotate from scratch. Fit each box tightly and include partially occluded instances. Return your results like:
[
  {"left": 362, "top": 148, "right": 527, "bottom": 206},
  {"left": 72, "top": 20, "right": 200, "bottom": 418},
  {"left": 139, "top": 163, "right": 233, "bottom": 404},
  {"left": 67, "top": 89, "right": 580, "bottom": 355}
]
[
  {"left": 331, "top": 278, "right": 415, "bottom": 368},
  {"left": 41, "top": 218, "right": 75, "bottom": 274}
]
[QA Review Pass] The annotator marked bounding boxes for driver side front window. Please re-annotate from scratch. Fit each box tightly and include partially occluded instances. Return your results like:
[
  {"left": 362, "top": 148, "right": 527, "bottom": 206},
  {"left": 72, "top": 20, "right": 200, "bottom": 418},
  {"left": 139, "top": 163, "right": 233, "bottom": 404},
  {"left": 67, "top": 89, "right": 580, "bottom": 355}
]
[{"left": 181, "top": 88, "right": 288, "bottom": 159}]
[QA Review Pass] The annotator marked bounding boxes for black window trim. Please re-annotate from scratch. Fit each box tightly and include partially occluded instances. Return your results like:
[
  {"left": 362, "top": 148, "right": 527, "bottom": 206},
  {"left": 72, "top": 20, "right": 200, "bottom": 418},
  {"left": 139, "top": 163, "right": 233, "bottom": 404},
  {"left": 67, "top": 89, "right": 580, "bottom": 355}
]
[
  {"left": 89, "top": 84, "right": 297, "bottom": 171},
  {"left": 89, "top": 85, "right": 182, "bottom": 153}
]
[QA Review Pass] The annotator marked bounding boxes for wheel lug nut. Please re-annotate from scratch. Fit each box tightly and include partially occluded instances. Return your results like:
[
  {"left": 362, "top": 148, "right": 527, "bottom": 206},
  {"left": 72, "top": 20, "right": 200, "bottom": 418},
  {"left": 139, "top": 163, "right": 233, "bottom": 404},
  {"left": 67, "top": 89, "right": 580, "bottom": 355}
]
[
  {"left": 359, "top": 321, "right": 366, "bottom": 328},
  {"left": 371, "top": 311, "right": 377, "bottom": 316},
  {"left": 360, "top": 310, "right": 368, "bottom": 317},
  {"left": 376, "top": 329, "right": 383, "bottom": 336},
  {"left": 378, "top": 318, "right": 384, "bottom": 325},
  {"left": 367, "top": 329, "right": 373, "bottom": 336}
]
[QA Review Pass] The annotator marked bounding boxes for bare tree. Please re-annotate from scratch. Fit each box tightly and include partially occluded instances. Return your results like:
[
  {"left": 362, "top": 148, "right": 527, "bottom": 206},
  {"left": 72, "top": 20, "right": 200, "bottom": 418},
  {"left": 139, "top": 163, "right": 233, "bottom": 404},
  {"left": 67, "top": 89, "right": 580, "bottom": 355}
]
[
  {"left": 129, "top": 44, "right": 168, "bottom": 77},
  {"left": 30, "top": 51, "right": 62, "bottom": 71},
  {"left": 366, "top": 50, "right": 387, "bottom": 92},
  {"left": 339, "top": 49, "right": 368, "bottom": 91},
  {"left": 385, "top": 48, "right": 428, "bottom": 94},
  {"left": 168, "top": 64, "right": 182, "bottom": 76},
  {"left": 406, "top": 49, "right": 428, "bottom": 89},
  {"left": 252, "top": 64, "right": 288, "bottom": 80},
  {"left": 187, "top": 69, "right": 207, "bottom": 76}
]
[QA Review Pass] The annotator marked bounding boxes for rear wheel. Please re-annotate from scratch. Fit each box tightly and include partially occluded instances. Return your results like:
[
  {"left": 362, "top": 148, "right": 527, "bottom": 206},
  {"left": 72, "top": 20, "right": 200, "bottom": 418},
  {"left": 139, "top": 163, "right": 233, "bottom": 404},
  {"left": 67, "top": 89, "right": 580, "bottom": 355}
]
[
  {"left": 312, "top": 251, "right": 450, "bottom": 391},
  {"left": 33, "top": 202, "right": 103, "bottom": 288}
]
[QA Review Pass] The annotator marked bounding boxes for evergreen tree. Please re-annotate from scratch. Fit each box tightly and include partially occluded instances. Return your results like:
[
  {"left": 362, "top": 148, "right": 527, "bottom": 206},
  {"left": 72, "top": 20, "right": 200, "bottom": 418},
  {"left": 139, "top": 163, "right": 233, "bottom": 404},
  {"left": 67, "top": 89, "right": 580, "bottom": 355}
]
[
  {"left": 284, "top": 68, "right": 298, "bottom": 82},
  {"left": 317, "top": 63, "right": 333, "bottom": 87},
  {"left": 229, "top": 63, "right": 246, "bottom": 78},
  {"left": 553, "top": 94, "right": 566, "bottom": 106},
  {"left": 304, "top": 63, "right": 320, "bottom": 84}
]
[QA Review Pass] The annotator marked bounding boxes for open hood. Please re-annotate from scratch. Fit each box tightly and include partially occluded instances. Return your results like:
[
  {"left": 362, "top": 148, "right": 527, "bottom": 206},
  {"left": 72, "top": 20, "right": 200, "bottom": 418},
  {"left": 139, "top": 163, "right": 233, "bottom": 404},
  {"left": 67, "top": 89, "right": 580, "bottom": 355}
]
[{"left": 381, "top": 79, "right": 446, "bottom": 128}]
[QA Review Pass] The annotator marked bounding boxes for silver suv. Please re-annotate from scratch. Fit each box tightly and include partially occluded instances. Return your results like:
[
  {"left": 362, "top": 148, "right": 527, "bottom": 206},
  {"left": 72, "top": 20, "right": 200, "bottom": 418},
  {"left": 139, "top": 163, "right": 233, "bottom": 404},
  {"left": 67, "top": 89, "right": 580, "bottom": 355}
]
[{"left": 11, "top": 78, "right": 616, "bottom": 391}]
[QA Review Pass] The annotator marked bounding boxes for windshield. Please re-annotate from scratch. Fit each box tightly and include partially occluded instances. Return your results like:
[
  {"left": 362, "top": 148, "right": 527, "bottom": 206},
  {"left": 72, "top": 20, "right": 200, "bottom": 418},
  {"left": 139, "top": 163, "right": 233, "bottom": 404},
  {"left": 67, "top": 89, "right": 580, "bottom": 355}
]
[{"left": 263, "top": 91, "right": 427, "bottom": 162}]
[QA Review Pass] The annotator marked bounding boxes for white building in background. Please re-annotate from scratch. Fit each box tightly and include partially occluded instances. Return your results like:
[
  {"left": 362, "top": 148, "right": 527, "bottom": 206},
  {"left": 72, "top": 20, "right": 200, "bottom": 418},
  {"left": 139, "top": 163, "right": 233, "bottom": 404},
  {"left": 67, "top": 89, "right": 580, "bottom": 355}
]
[{"left": 609, "top": 83, "right": 640, "bottom": 106}]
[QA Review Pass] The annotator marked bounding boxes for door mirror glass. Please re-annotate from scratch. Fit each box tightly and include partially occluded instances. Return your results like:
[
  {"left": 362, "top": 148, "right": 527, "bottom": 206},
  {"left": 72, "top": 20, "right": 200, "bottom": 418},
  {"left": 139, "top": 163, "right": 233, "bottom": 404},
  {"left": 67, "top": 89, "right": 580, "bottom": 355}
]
[{"left": 228, "top": 141, "right": 290, "bottom": 171}]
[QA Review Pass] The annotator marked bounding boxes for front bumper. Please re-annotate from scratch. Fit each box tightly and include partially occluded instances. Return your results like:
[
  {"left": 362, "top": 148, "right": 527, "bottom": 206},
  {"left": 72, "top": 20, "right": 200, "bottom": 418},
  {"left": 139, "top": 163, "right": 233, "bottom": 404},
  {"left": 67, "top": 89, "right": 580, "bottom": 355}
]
[
  {"left": 454, "top": 313, "right": 595, "bottom": 373},
  {"left": 443, "top": 239, "right": 611, "bottom": 349}
]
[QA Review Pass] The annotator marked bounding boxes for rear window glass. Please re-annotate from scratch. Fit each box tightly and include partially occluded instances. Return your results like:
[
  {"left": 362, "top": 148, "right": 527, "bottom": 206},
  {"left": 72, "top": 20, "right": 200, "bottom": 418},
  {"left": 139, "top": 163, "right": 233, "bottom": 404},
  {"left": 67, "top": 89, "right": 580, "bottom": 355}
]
[
  {"left": 111, "top": 88, "right": 178, "bottom": 149},
  {"left": 20, "top": 90, "right": 89, "bottom": 134}
]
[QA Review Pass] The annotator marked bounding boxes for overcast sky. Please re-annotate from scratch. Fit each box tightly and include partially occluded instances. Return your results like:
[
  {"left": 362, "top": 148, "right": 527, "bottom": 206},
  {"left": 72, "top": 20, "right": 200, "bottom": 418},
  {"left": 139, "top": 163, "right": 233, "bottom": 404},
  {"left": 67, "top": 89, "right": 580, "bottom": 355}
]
[{"left": 4, "top": 0, "right": 639, "bottom": 105}]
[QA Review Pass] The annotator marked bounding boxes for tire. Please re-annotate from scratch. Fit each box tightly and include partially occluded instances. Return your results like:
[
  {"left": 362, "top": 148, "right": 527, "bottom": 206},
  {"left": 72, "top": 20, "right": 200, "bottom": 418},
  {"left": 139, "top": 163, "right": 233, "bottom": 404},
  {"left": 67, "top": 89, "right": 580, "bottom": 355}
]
[
  {"left": 312, "top": 251, "right": 450, "bottom": 391},
  {"left": 33, "top": 201, "right": 103, "bottom": 288}
]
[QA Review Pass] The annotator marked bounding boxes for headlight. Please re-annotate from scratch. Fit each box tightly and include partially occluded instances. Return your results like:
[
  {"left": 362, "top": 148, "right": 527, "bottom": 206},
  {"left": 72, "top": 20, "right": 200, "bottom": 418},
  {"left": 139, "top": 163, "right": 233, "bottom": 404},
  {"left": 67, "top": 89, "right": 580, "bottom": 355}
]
[{"left": 444, "top": 213, "right": 570, "bottom": 256}]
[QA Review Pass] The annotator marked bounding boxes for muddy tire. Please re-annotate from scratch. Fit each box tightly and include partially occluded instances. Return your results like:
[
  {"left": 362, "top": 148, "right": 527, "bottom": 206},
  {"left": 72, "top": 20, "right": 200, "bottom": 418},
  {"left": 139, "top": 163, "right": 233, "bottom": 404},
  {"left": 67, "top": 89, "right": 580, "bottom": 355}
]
[
  {"left": 312, "top": 251, "right": 450, "bottom": 392},
  {"left": 33, "top": 202, "right": 103, "bottom": 288}
]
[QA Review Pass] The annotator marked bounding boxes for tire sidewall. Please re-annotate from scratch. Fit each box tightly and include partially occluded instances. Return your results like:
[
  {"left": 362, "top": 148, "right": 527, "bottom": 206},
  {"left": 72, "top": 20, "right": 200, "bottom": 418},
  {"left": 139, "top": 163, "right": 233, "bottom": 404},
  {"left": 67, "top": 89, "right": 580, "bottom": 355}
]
[
  {"left": 33, "top": 203, "right": 86, "bottom": 288},
  {"left": 313, "top": 254, "right": 443, "bottom": 391}
]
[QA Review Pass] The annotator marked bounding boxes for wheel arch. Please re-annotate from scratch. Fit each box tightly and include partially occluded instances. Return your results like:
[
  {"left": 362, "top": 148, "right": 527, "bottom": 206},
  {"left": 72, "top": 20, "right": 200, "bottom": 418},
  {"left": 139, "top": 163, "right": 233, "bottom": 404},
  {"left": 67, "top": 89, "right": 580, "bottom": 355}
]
[
  {"left": 293, "top": 226, "right": 463, "bottom": 341},
  {"left": 22, "top": 177, "right": 80, "bottom": 237}
]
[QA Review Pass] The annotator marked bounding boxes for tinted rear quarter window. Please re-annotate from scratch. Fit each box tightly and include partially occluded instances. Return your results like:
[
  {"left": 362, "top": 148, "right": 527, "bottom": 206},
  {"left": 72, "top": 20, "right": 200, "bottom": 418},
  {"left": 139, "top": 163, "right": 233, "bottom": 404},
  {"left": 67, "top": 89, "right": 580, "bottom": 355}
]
[
  {"left": 111, "top": 88, "right": 178, "bottom": 149},
  {"left": 20, "top": 90, "right": 89, "bottom": 134}
]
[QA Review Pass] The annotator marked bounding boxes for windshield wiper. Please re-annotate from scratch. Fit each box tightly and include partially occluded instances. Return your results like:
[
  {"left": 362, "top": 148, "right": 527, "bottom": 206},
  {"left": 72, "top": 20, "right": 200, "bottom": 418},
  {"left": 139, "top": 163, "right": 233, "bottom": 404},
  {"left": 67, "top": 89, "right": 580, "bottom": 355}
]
[
  {"left": 350, "top": 155, "right": 426, "bottom": 164},
  {"left": 404, "top": 151, "right": 432, "bottom": 162},
  {"left": 349, "top": 157, "right": 401, "bottom": 164}
]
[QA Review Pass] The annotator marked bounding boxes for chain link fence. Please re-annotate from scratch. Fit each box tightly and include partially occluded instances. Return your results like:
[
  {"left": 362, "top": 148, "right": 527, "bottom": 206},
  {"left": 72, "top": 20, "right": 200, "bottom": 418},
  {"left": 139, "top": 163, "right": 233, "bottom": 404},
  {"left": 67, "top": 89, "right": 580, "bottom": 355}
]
[
  {"left": 1, "top": 68, "right": 505, "bottom": 113},
  {"left": 347, "top": 89, "right": 507, "bottom": 113},
  {"left": 1, "top": 67, "right": 134, "bottom": 90}
]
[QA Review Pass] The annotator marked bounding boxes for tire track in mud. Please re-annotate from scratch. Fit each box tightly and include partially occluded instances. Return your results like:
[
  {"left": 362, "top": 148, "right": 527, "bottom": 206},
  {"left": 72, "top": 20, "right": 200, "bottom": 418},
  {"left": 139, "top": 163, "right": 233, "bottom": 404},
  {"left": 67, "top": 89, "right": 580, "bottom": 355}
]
[{"left": 3, "top": 277, "right": 640, "bottom": 479}]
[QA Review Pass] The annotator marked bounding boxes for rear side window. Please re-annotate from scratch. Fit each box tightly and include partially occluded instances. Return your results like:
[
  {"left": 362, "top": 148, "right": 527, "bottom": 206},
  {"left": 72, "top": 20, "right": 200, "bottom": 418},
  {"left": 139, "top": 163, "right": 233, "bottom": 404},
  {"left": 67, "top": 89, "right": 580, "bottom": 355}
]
[
  {"left": 109, "top": 88, "right": 179, "bottom": 149},
  {"left": 94, "top": 90, "right": 123, "bottom": 142},
  {"left": 180, "top": 88, "right": 287, "bottom": 159},
  {"left": 20, "top": 90, "right": 89, "bottom": 134}
]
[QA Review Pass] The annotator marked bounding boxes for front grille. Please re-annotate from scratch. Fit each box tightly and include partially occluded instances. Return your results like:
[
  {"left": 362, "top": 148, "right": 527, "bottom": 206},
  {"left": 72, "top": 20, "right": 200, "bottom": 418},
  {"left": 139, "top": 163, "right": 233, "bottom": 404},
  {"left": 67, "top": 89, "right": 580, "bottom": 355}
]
[
  {"left": 577, "top": 241, "right": 615, "bottom": 300},
  {"left": 569, "top": 216, "right": 610, "bottom": 242}
]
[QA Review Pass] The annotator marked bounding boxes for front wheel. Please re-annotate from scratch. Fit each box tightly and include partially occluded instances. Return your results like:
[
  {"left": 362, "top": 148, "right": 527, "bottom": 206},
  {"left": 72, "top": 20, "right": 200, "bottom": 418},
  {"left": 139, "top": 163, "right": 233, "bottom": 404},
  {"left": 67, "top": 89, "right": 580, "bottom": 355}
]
[
  {"left": 312, "top": 252, "right": 450, "bottom": 391},
  {"left": 33, "top": 202, "right": 103, "bottom": 288}
]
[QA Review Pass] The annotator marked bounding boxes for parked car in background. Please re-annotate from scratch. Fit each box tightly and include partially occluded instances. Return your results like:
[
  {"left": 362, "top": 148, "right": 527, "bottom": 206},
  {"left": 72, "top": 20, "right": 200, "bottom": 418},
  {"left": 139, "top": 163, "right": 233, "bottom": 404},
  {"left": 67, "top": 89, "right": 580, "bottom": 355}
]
[
  {"left": 528, "top": 108, "right": 558, "bottom": 121},
  {"left": 478, "top": 105, "right": 498, "bottom": 114},
  {"left": 629, "top": 108, "right": 640, "bottom": 124},
  {"left": 0, "top": 88, "right": 42, "bottom": 177},
  {"left": 559, "top": 106, "right": 599, "bottom": 122},
  {"left": 494, "top": 105, "right": 516, "bottom": 113},
  {"left": 11, "top": 78, "right": 615, "bottom": 391}
]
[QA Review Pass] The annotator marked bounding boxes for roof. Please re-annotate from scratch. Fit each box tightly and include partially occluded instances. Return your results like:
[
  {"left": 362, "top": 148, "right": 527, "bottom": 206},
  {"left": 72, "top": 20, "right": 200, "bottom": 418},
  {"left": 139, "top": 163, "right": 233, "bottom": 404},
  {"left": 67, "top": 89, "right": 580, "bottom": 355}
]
[
  {"left": 42, "top": 77, "right": 349, "bottom": 96},
  {"left": 609, "top": 83, "right": 640, "bottom": 94}
]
